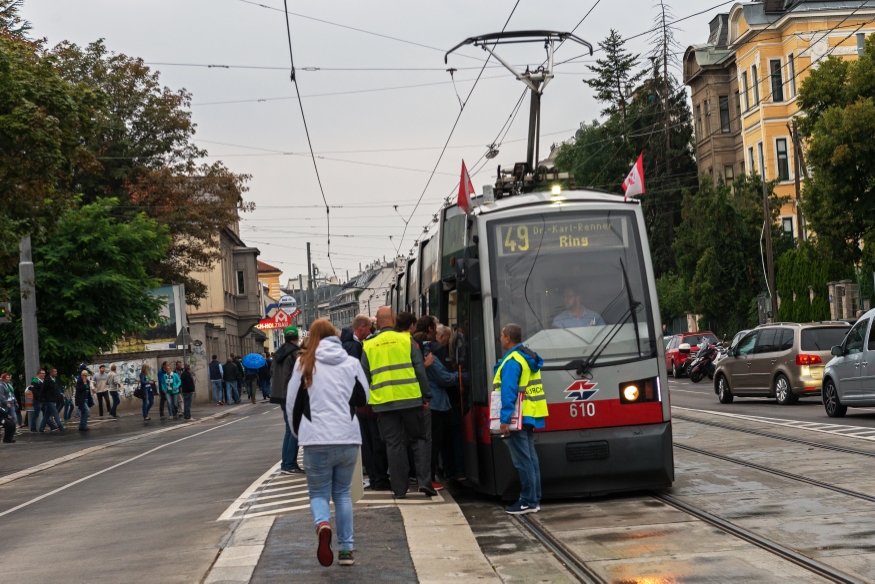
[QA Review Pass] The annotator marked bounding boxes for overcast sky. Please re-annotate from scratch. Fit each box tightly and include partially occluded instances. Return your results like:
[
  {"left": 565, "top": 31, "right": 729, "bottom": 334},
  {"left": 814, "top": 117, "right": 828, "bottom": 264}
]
[{"left": 23, "top": 0, "right": 726, "bottom": 284}]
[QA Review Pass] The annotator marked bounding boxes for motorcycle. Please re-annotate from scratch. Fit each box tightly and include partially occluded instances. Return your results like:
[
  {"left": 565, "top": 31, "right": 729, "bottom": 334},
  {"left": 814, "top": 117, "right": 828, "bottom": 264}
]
[{"left": 687, "top": 341, "right": 724, "bottom": 383}]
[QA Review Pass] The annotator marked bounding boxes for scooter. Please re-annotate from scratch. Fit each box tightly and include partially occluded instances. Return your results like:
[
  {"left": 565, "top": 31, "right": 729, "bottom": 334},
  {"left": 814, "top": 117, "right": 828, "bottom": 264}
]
[{"left": 686, "top": 342, "right": 724, "bottom": 383}]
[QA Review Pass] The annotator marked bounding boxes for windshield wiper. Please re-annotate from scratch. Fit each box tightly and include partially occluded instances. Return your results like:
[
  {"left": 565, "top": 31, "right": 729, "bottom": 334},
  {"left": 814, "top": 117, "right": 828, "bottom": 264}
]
[{"left": 569, "top": 259, "right": 642, "bottom": 378}]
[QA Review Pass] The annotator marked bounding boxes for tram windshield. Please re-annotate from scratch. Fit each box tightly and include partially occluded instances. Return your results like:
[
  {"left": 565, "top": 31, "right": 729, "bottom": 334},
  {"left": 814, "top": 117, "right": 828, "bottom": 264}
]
[{"left": 489, "top": 210, "right": 656, "bottom": 366}]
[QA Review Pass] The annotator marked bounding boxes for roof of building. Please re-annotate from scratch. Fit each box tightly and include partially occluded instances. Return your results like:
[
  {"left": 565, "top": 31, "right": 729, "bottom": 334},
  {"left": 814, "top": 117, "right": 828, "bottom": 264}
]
[
  {"left": 257, "top": 260, "right": 282, "bottom": 273},
  {"left": 741, "top": 0, "right": 868, "bottom": 26}
]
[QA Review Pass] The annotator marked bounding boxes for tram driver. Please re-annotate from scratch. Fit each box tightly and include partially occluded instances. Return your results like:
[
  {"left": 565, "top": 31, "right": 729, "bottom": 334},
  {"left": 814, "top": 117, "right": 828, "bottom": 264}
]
[{"left": 552, "top": 286, "right": 605, "bottom": 329}]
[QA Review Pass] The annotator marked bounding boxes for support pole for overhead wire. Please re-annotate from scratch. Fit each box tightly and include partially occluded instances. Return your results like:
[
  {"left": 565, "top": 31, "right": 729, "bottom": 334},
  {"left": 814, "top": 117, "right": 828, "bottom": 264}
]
[
  {"left": 759, "top": 151, "right": 777, "bottom": 323},
  {"left": 19, "top": 235, "right": 39, "bottom": 382},
  {"left": 307, "top": 242, "right": 314, "bottom": 330},
  {"left": 526, "top": 89, "right": 540, "bottom": 171},
  {"left": 790, "top": 119, "right": 805, "bottom": 242}
]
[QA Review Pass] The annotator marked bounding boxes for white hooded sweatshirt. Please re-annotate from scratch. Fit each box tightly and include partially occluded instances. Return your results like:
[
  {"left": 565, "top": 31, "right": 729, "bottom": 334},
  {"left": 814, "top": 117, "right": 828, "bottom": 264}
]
[{"left": 286, "top": 336, "right": 370, "bottom": 446}]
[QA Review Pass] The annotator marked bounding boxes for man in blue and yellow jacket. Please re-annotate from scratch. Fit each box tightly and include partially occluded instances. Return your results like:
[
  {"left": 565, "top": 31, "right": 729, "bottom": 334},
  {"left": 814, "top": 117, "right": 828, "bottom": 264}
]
[{"left": 495, "top": 323, "right": 547, "bottom": 515}]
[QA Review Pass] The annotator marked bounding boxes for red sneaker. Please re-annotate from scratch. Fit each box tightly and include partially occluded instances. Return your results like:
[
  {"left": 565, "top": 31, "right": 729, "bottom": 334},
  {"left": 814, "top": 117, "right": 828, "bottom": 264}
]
[
  {"left": 316, "top": 522, "right": 333, "bottom": 567},
  {"left": 431, "top": 481, "right": 444, "bottom": 491}
]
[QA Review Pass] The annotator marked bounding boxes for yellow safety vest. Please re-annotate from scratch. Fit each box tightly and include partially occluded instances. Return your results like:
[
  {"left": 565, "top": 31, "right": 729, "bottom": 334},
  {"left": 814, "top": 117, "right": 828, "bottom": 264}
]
[
  {"left": 363, "top": 330, "right": 423, "bottom": 406},
  {"left": 493, "top": 351, "right": 548, "bottom": 419}
]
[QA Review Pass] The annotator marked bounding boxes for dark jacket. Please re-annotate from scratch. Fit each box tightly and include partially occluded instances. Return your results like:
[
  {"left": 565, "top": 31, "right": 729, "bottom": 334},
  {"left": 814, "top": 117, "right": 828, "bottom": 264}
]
[
  {"left": 257, "top": 361, "right": 271, "bottom": 382},
  {"left": 208, "top": 359, "right": 222, "bottom": 380},
  {"left": 180, "top": 371, "right": 196, "bottom": 393},
  {"left": 270, "top": 341, "right": 300, "bottom": 405},
  {"left": 30, "top": 379, "right": 45, "bottom": 402},
  {"left": 75, "top": 379, "right": 91, "bottom": 408},
  {"left": 42, "top": 376, "right": 62, "bottom": 403},
  {"left": 234, "top": 358, "right": 245, "bottom": 381},
  {"left": 223, "top": 360, "right": 238, "bottom": 382},
  {"left": 340, "top": 327, "right": 364, "bottom": 360}
]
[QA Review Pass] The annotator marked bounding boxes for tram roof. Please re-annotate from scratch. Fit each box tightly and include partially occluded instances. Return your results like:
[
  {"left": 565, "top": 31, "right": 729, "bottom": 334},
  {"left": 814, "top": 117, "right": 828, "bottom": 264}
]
[{"left": 471, "top": 189, "right": 639, "bottom": 216}]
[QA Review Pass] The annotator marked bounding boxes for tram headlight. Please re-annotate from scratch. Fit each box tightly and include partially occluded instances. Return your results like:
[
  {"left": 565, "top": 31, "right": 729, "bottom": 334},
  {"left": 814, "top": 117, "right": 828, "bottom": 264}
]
[{"left": 619, "top": 378, "right": 660, "bottom": 404}]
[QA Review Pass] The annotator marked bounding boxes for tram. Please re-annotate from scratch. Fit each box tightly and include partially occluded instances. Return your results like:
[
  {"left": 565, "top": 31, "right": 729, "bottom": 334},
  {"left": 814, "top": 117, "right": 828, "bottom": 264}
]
[{"left": 389, "top": 187, "right": 674, "bottom": 498}]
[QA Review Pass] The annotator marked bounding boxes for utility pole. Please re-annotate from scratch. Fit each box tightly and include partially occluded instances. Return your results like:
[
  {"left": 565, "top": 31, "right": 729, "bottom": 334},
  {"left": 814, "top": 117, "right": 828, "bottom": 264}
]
[
  {"left": 759, "top": 149, "right": 777, "bottom": 321},
  {"left": 19, "top": 235, "right": 39, "bottom": 381},
  {"left": 789, "top": 119, "right": 806, "bottom": 242},
  {"left": 306, "top": 242, "right": 314, "bottom": 331}
]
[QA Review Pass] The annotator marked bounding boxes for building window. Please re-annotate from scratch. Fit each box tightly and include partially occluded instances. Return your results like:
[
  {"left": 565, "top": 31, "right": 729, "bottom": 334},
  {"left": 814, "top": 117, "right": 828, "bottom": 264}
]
[
  {"left": 788, "top": 53, "right": 796, "bottom": 98},
  {"left": 782, "top": 217, "right": 794, "bottom": 238},
  {"left": 757, "top": 141, "right": 765, "bottom": 179},
  {"left": 748, "top": 147, "right": 756, "bottom": 175},
  {"left": 724, "top": 165, "right": 735, "bottom": 182},
  {"left": 742, "top": 71, "right": 750, "bottom": 111},
  {"left": 696, "top": 104, "right": 702, "bottom": 138},
  {"left": 704, "top": 99, "right": 711, "bottom": 135},
  {"left": 769, "top": 59, "right": 784, "bottom": 102},
  {"left": 236, "top": 270, "right": 245, "bottom": 295},
  {"left": 776, "top": 138, "right": 790, "bottom": 180},
  {"left": 752, "top": 64, "right": 760, "bottom": 105},
  {"left": 719, "top": 96, "right": 730, "bottom": 133}
]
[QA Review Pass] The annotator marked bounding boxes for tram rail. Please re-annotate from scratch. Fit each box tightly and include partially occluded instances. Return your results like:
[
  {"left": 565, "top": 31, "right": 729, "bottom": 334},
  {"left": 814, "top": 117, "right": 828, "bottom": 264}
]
[{"left": 513, "top": 512, "right": 606, "bottom": 584}]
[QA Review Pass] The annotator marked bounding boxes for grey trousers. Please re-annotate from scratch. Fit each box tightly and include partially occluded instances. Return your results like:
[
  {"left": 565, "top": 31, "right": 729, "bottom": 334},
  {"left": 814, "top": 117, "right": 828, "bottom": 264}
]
[{"left": 377, "top": 406, "right": 432, "bottom": 497}]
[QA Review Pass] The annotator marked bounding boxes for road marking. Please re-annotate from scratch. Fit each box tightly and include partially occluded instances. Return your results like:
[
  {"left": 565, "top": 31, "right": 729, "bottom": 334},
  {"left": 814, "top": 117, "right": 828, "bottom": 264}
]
[
  {"left": 0, "top": 417, "right": 248, "bottom": 519},
  {"left": 217, "top": 461, "right": 280, "bottom": 521},
  {"left": 0, "top": 404, "right": 250, "bottom": 487},
  {"left": 674, "top": 406, "right": 875, "bottom": 442}
]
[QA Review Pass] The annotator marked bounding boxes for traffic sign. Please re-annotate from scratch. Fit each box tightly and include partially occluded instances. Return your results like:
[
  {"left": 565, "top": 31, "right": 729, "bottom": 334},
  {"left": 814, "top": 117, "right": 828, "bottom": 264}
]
[{"left": 564, "top": 380, "right": 598, "bottom": 402}]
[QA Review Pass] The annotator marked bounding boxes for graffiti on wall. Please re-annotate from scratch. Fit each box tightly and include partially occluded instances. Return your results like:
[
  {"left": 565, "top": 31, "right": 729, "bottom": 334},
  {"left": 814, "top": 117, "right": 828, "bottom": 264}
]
[{"left": 89, "top": 358, "right": 153, "bottom": 399}]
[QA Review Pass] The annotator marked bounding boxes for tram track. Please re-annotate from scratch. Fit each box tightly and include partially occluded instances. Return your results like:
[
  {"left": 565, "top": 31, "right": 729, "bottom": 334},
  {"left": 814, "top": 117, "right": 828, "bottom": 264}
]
[{"left": 512, "top": 512, "right": 606, "bottom": 584}]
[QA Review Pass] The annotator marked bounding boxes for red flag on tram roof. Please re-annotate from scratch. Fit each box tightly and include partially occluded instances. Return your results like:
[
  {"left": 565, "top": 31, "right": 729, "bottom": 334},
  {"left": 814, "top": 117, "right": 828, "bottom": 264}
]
[
  {"left": 457, "top": 160, "right": 475, "bottom": 214},
  {"left": 622, "top": 152, "right": 645, "bottom": 200}
]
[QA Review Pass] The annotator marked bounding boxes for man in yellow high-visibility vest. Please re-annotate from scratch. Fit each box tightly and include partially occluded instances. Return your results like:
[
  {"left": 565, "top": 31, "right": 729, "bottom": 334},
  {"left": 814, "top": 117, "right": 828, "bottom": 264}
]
[
  {"left": 495, "top": 323, "right": 547, "bottom": 515},
  {"left": 361, "top": 307, "right": 435, "bottom": 499}
]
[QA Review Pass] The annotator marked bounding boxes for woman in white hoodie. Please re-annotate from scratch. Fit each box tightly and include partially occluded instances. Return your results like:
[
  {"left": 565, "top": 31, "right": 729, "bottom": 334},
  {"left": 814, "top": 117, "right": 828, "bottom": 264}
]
[{"left": 287, "top": 319, "right": 369, "bottom": 568}]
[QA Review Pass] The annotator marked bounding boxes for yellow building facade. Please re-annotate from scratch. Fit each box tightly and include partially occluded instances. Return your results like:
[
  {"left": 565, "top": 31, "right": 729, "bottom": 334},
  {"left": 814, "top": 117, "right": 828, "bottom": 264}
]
[{"left": 728, "top": 0, "right": 875, "bottom": 238}]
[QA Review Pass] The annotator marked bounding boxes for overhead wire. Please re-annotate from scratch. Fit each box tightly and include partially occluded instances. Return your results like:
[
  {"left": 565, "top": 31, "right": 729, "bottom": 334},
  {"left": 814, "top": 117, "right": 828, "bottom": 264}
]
[{"left": 281, "top": 0, "right": 336, "bottom": 278}]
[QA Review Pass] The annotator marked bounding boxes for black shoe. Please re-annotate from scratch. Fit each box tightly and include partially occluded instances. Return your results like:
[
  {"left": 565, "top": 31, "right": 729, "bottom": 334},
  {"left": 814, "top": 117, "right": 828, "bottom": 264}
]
[
  {"left": 3, "top": 439, "right": 15, "bottom": 443},
  {"left": 419, "top": 485, "right": 438, "bottom": 497},
  {"left": 78, "top": 427, "right": 89, "bottom": 432},
  {"left": 372, "top": 481, "right": 392, "bottom": 491}
]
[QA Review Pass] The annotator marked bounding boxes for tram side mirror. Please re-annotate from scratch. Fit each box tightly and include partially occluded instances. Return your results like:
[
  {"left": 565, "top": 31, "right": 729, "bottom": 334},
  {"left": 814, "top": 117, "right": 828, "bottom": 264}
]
[
  {"left": 831, "top": 345, "right": 843, "bottom": 357},
  {"left": 456, "top": 258, "right": 481, "bottom": 293},
  {"left": 678, "top": 343, "right": 691, "bottom": 354}
]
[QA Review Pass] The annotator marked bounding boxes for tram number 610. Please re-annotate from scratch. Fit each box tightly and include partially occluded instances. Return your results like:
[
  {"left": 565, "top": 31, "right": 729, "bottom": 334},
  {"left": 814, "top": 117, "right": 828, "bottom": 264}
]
[{"left": 569, "top": 402, "right": 596, "bottom": 418}]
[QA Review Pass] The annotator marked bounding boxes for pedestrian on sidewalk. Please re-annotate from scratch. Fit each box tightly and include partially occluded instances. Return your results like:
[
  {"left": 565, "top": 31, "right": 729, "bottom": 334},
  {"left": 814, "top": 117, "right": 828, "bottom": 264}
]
[
  {"left": 0, "top": 398, "right": 15, "bottom": 443},
  {"left": 106, "top": 365, "right": 121, "bottom": 417},
  {"left": 361, "top": 307, "right": 435, "bottom": 499},
  {"left": 92, "top": 365, "right": 111, "bottom": 417},
  {"left": 180, "top": 363, "right": 195, "bottom": 420},
  {"left": 0, "top": 373, "right": 18, "bottom": 434},
  {"left": 13, "top": 379, "right": 24, "bottom": 429},
  {"left": 244, "top": 362, "right": 258, "bottom": 405},
  {"left": 140, "top": 364, "right": 155, "bottom": 420},
  {"left": 29, "top": 370, "right": 45, "bottom": 432},
  {"left": 258, "top": 353, "right": 272, "bottom": 400},
  {"left": 271, "top": 326, "right": 303, "bottom": 475},
  {"left": 75, "top": 370, "right": 92, "bottom": 431},
  {"left": 40, "top": 368, "right": 64, "bottom": 432},
  {"left": 223, "top": 356, "right": 240, "bottom": 404},
  {"left": 343, "top": 314, "right": 389, "bottom": 491},
  {"left": 495, "top": 323, "right": 547, "bottom": 515},
  {"left": 288, "top": 318, "right": 369, "bottom": 567},
  {"left": 164, "top": 362, "right": 180, "bottom": 418},
  {"left": 157, "top": 361, "right": 169, "bottom": 419},
  {"left": 434, "top": 325, "right": 465, "bottom": 480},
  {"left": 208, "top": 355, "right": 224, "bottom": 405},
  {"left": 234, "top": 353, "right": 245, "bottom": 403},
  {"left": 174, "top": 362, "right": 184, "bottom": 414}
]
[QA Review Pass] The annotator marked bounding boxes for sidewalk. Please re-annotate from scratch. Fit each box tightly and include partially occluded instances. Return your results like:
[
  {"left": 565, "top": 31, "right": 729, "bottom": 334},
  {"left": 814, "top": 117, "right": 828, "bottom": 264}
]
[{"left": 207, "top": 467, "right": 501, "bottom": 584}]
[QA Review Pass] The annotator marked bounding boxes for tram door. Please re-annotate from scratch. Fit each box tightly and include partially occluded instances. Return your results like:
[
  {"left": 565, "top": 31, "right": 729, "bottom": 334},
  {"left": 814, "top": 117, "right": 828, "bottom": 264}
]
[{"left": 454, "top": 288, "right": 487, "bottom": 486}]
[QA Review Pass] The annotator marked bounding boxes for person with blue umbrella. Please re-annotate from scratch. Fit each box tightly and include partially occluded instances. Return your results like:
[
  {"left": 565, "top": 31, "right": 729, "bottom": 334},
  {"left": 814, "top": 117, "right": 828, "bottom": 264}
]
[{"left": 242, "top": 353, "right": 266, "bottom": 404}]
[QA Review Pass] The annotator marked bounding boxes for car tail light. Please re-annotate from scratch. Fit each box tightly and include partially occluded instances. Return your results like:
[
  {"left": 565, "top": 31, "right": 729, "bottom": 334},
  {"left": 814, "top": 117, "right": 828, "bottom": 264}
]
[{"left": 796, "top": 354, "right": 822, "bottom": 366}]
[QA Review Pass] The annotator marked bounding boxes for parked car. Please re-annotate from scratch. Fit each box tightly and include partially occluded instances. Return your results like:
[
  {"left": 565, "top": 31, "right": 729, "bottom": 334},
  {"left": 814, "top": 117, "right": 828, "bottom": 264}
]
[
  {"left": 665, "top": 332, "right": 718, "bottom": 377},
  {"left": 714, "top": 322, "right": 851, "bottom": 405},
  {"left": 822, "top": 311, "right": 875, "bottom": 417}
]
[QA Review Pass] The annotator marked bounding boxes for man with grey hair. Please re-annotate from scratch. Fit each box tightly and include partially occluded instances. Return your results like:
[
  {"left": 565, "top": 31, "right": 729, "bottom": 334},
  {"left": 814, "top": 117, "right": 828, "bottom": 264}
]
[{"left": 494, "top": 323, "right": 547, "bottom": 514}]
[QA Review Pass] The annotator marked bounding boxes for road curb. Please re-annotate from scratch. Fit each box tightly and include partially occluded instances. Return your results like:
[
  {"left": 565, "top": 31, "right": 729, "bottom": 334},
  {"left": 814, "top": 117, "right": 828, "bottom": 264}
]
[{"left": 0, "top": 404, "right": 251, "bottom": 487}]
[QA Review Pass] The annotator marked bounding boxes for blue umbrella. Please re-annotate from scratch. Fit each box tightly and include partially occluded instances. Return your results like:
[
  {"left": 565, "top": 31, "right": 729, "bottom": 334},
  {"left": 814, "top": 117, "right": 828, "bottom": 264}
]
[{"left": 242, "top": 353, "right": 266, "bottom": 370}]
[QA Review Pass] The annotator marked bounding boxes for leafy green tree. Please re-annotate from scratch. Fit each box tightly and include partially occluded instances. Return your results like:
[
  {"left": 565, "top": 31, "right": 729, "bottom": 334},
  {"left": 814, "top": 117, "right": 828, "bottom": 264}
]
[
  {"left": 51, "top": 40, "right": 251, "bottom": 304},
  {"left": 655, "top": 271, "right": 689, "bottom": 326},
  {"left": 0, "top": 34, "right": 103, "bottom": 272},
  {"left": 0, "top": 0, "right": 30, "bottom": 38},
  {"left": 0, "top": 199, "right": 170, "bottom": 377},
  {"left": 776, "top": 243, "right": 852, "bottom": 322}
]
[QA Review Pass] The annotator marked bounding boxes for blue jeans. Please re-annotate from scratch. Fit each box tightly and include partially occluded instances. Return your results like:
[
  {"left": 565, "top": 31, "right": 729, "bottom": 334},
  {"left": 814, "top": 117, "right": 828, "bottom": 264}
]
[
  {"left": 182, "top": 393, "right": 193, "bottom": 419},
  {"left": 142, "top": 392, "right": 154, "bottom": 418},
  {"left": 79, "top": 402, "right": 90, "bottom": 429},
  {"left": 259, "top": 379, "right": 271, "bottom": 399},
  {"left": 40, "top": 402, "right": 63, "bottom": 432},
  {"left": 109, "top": 391, "right": 120, "bottom": 416},
  {"left": 281, "top": 407, "right": 301, "bottom": 471},
  {"left": 30, "top": 398, "right": 41, "bottom": 431},
  {"left": 225, "top": 381, "right": 240, "bottom": 404},
  {"left": 507, "top": 427, "right": 542, "bottom": 507},
  {"left": 63, "top": 400, "right": 74, "bottom": 420},
  {"left": 211, "top": 379, "right": 223, "bottom": 403},
  {"left": 166, "top": 392, "right": 178, "bottom": 417},
  {"left": 303, "top": 445, "right": 358, "bottom": 551}
]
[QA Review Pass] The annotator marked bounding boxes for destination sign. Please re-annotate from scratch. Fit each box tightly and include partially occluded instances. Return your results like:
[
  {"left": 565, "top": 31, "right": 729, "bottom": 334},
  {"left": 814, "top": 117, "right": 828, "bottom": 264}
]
[{"left": 494, "top": 216, "right": 628, "bottom": 257}]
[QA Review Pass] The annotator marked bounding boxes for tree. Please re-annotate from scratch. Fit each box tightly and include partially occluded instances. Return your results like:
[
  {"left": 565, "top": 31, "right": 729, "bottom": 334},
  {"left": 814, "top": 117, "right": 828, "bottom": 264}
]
[
  {"left": 51, "top": 40, "right": 252, "bottom": 303},
  {"left": 655, "top": 272, "right": 689, "bottom": 326},
  {"left": 0, "top": 199, "right": 170, "bottom": 377},
  {"left": 0, "top": 33, "right": 102, "bottom": 272},
  {"left": 796, "top": 33, "right": 875, "bottom": 272},
  {"left": 0, "top": 0, "right": 30, "bottom": 38},
  {"left": 585, "top": 30, "right": 646, "bottom": 126}
]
